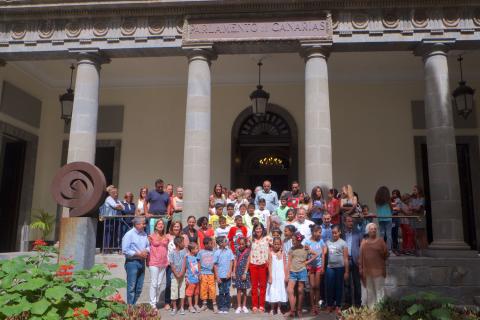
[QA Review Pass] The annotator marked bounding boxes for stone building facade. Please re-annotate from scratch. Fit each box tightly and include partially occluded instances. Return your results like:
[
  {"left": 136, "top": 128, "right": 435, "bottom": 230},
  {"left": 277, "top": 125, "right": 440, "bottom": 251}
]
[{"left": 0, "top": 0, "right": 479, "bottom": 303}]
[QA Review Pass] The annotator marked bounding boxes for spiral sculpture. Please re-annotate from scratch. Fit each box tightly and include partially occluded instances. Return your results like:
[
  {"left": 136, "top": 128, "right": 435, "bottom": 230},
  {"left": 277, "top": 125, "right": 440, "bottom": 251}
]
[{"left": 51, "top": 162, "right": 107, "bottom": 217}]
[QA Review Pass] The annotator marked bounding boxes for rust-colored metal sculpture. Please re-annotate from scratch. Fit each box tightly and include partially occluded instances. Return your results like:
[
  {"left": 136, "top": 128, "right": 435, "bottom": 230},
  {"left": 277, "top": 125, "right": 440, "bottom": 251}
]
[{"left": 51, "top": 162, "right": 106, "bottom": 217}]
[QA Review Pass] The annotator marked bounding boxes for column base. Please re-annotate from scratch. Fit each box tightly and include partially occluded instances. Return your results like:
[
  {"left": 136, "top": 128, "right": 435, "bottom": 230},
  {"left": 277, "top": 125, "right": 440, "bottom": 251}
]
[
  {"left": 426, "top": 240, "right": 478, "bottom": 258},
  {"left": 59, "top": 217, "right": 97, "bottom": 269}
]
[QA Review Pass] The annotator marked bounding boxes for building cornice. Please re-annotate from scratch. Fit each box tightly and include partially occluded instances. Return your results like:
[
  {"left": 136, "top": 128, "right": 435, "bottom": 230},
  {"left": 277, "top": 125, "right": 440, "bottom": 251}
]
[
  {"left": 1, "top": 0, "right": 479, "bottom": 20},
  {"left": 1, "top": 4, "right": 480, "bottom": 60}
]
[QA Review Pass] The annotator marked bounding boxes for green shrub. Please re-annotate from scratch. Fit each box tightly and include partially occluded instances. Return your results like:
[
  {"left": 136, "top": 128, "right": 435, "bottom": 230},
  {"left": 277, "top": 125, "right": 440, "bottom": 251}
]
[
  {"left": 30, "top": 209, "right": 55, "bottom": 240},
  {"left": 341, "top": 291, "right": 480, "bottom": 320},
  {"left": 0, "top": 243, "right": 127, "bottom": 319}
]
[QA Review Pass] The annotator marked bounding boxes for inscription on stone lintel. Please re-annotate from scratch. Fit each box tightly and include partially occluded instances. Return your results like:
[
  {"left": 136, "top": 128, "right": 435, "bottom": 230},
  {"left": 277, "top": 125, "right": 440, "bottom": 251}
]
[{"left": 184, "top": 18, "right": 332, "bottom": 42}]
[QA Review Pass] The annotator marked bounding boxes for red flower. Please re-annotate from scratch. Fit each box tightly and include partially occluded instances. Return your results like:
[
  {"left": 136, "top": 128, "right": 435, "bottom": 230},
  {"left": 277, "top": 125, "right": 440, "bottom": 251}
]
[
  {"left": 106, "top": 263, "right": 118, "bottom": 269},
  {"left": 33, "top": 239, "right": 47, "bottom": 251},
  {"left": 81, "top": 309, "right": 89, "bottom": 316},
  {"left": 110, "top": 293, "right": 125, "bottom": 303}
]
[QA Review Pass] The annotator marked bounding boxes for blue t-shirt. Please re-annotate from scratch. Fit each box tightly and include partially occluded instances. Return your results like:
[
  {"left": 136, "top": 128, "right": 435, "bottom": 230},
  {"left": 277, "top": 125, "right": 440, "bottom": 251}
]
[
  {"left": 168, "top": 249, "right": 187, "bottom": 274},
  {"left": 146, "top": 190, "right": 170, "bottom": 215},
  {"left": 213, "top": 247, "right": 234, "bottom": 279},
  {"left": 311, "top": 200, "right": 325, "bottom": 219},
  {"left": 186, "top": 255, "right": 200, "bottom": 284},
  {"left": 305, "top": 238, "right": 325, "bottom": 268},
  {"left": 197, "top": 249, "right": 215, "bottom": 275},
  {"left": 377, "top": 204, "right": 392, "bottom": 222}
]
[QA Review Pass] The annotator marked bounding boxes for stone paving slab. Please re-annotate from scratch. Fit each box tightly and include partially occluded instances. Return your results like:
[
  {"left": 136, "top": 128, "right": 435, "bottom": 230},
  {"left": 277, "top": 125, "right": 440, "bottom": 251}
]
[{"left": 157, "top": 309, "right": 337, "bottom": 320}]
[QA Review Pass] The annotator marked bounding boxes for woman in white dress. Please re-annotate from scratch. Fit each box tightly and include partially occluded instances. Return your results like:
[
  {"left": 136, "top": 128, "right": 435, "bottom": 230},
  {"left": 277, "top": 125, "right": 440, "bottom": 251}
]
[{"left": 266, "top": 237, "right": 288, "bottom": 315}]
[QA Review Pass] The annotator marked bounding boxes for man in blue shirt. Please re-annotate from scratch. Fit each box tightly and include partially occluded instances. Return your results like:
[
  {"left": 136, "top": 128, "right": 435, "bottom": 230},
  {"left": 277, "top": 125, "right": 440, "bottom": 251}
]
[
  {"left": 342, "top": 215, "right": 363, "bottom": 307},
  {"left": 122, "top": 217, "right": 149, "bottom": 305},
  {"left": 146, "top": 178, "right": 170, "bottom": 233},
  {"left": 321, "top": 213, "right": 333, "bottom": 242},
  {"left": 255, "top": 180, "right": 279, "bottom": 212}
]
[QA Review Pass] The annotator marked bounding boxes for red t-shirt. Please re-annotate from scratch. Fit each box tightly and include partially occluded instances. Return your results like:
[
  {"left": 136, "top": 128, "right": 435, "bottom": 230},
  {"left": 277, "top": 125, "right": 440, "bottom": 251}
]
[
  {"left": 198, "top": 228, "right": 215, "bottom": 249},
  {"left": 287, "top": 194, "right": 301, "bottom": 208},
  {"left": 327, "top": 198, "right": 341, "bottom": 225},
  {"left": 227, "top": 226, "right": 248, "bottom": 252}
]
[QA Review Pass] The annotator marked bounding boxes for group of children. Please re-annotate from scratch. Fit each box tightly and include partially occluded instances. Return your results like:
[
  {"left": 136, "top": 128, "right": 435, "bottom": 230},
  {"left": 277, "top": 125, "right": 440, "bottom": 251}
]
[{"left": 166, "top": 207, "right": 328, "bottom": 317}]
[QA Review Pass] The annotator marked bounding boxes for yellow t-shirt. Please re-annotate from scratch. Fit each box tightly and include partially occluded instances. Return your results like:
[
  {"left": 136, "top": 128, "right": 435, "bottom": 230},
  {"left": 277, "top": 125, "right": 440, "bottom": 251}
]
[
  {"left": 225, "top": 215, "right": 235, "bottom": 227},
  {"left": 209, "top": 214, "right": 220, "bottom": 231}
]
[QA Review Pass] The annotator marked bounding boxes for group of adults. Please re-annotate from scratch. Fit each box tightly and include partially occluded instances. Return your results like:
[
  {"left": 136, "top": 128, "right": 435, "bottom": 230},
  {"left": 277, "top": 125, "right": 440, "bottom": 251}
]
[{"left": 109, "top": 178, "right": 426, "bottom": 312}]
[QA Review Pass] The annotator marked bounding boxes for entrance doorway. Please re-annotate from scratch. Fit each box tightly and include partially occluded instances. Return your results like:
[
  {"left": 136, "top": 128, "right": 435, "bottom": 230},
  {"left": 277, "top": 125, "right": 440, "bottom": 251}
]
[
  {"left": 415, "top": 136, "right": 480, "bottom": 250},
  {"left": 0, "top": 135, "right": 26, "bottom": 252},
  {"left": 231, "top": 105, "right": 298, "bottom": 194}
]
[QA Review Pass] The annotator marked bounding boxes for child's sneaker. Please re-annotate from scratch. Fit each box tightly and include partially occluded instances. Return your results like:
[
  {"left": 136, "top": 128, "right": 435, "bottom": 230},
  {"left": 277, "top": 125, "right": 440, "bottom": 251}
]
[
  {"left": 235, "top": 307, "right": 242, "bottom": 314},
  {"left": 179, "top": 308, "right": 185, "bottom": 315},
  {"left": 189, "top": 307, "right": 196, "bottom": 313},
  {"left": 242, "top": 306, "right": 249, "bottom": 313},
  {"left": 170, "top": 308, "right": 177, "bottom": 316},
  {"left": 213, "top": 305, "right": 219, "bottom": 313},
  {"left": 199, "top": 304, "right": 208, "bottom": 312},
  {"left": 194, "top": 305, "right": 202, "bottom": 312}
]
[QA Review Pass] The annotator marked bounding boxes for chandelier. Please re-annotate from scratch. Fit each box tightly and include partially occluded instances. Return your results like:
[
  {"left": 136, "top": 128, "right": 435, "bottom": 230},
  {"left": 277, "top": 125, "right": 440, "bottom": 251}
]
[{"left": 258, "top": 156, "right": 283, "bottom": 167}]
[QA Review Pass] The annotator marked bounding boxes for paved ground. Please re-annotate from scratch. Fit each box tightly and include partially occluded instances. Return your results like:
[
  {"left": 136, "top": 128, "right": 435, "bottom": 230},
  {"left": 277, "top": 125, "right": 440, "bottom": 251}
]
[{"left": 156, "top": 308, "right": 337, "bottom": 319}]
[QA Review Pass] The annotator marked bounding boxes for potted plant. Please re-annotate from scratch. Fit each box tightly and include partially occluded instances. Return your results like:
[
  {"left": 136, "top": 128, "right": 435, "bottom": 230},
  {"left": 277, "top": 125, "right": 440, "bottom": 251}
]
[{"left": 30, "top": 209, "right": 55, "bottom": 242}]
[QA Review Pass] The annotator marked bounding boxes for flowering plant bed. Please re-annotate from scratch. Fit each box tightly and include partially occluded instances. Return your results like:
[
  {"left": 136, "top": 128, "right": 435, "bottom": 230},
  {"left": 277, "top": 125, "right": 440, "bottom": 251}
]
[
  {"left": 0, "top": 241, "right": 127, "bottom": 319},
  {"left": 340, "top": 292, "right": 480, "bottom": 320}
]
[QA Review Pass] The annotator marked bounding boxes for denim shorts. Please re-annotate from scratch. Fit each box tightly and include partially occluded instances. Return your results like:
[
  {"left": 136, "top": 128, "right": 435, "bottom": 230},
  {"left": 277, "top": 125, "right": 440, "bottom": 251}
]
[{"left": 289, "top": 269, "right": 308, "bottom": 282}]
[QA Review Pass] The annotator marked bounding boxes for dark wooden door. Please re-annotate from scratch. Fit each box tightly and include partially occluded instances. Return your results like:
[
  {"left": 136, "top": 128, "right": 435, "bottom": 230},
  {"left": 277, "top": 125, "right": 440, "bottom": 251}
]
[
  {"left": 0, "top": 136, "right": 26, "bottom": 252},
  {"left": 421, "top": 143, "right": 476, "bottom": 248}
]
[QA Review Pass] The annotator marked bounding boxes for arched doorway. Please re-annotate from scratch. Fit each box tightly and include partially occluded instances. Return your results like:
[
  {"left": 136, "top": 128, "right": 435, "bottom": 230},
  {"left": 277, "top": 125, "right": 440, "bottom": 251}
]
[{"left": 231, "top": 104, "right": 298, "bottom": 193}]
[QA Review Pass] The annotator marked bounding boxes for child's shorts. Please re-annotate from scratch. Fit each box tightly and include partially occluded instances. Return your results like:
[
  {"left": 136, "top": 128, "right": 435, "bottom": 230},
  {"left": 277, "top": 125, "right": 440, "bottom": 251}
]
[
  {"left": 307, "top": 266, "right": 322, "bottom": 274},
  {"left": 200, "top": 274, "right": 216, "bottom": 300},
  {"left": 289, "top": 269, "right": 308, "bottom": 282},
  {"left": 186, "top": 282, "right": 200, "bottom": 297},
  {"left": 171, "top": 276, "right": 186, "bottom": 299}
]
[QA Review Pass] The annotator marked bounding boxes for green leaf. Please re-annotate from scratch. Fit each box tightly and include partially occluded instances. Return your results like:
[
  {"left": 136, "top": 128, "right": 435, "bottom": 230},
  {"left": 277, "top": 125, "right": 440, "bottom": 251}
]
[
  {"left": 85, "top": 301, "right": 97, "bottom": 313},
  {"left": 96, "top": 307, "right": 112, "bottom": 319},
  {"left": 431, "top": 308, "right": 451, "bottom": 320},
  {"left": 407, "top": 303, "right": 424, "bottom": 316},
  {"left": 0, "top": 303, "right": 24, "bottom": 317},
  {"left": 16, "top": 278, "right": 48, "bottom": 291},
  {"left": 108, "top": 278, "right": 126, "bottom": 289},
  {"left": 401, "top": 316, "right": 411, "bottom": 320},
  {"left": 44, "top": 306, "right": 61, "bottom": 320},
  {"left": 0, "top": 292, "right": 21, "bottom": 305},
  {"left": 99, "top": 286, "right": 117, "bottom": 298},
  {"left": 45, "top": 286, "right": 68, "bottom": 303},
  {"left": 74, "top": 278, "right": 89, "bottom": 288},
  {"left": 1, "top": 274, "right": 15, "bottom": 290},
  {"left": 30, "top": 298, "right": 50, "bottom": 315},
  {"left": 88, "top": 278, "right": 106, "bottom": 287}
]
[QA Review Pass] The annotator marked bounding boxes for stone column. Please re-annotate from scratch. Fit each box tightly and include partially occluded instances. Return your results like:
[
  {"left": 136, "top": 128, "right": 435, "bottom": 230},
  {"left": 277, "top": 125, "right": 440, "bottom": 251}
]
[
  {"left": 302, "top": 45, "right": 333, "bottom": 194},
  {"left": 420, "top": 43, "right": 470, "bottom": 253},
  {"left": 67, "top": 52, "right": 109, "bottom": 163},
  {"left": 182, "top": 49, "right": 215, "bottom": 223},
  {"left": 60, "top": 52, "right": 109, "bottom": 269}
]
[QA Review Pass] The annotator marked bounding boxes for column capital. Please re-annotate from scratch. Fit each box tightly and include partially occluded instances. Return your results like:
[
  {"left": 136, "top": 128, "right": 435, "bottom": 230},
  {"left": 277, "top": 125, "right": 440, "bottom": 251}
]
[
  {"left": 68, "top": 49, "right": 111, "bottom": 66},
  {"left": 414, "top": 39, "right": 454, "bottom": 59},
  {"left": 183, "top": 44, "right": 217, "bottom": 63},
  {"left": 299, "top": 41, "right": 332, "bottom": 61}
]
